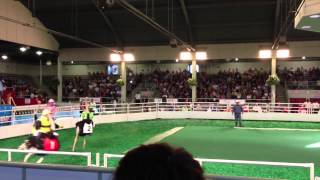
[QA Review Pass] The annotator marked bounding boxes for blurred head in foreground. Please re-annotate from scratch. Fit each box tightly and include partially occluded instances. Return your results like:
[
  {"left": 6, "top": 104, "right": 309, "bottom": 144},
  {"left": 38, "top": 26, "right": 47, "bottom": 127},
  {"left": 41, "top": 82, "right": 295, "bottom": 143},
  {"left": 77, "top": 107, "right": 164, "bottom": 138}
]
[{"left": 114, "top": 143, "right": 205, "bottom": 180}]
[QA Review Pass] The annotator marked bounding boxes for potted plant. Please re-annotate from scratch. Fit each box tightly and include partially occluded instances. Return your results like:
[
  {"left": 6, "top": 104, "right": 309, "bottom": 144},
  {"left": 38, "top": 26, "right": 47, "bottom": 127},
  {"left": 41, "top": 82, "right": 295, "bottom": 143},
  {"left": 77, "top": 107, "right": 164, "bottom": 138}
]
[
  {"left": 187, "top": 78, "right": 197, "bottom": 87},
  {"left": 266, "top": 75, "right": 280, "bottom": 86},
  {"left": 116, "top": 79, "right": 125, "bottom": 87}
]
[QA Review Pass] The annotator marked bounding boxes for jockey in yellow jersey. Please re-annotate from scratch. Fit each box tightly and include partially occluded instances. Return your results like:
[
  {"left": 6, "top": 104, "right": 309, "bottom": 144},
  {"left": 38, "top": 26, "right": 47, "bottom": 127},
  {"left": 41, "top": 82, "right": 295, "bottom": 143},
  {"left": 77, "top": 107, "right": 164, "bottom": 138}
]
[{"left": 32, "top": 109, "right": 55, "bottom": 136}]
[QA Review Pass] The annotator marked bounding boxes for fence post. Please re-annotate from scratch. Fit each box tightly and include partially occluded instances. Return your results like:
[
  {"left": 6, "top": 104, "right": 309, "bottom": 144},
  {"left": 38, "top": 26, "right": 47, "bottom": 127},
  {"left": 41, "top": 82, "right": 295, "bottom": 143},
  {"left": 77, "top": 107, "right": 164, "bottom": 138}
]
[
  {"left": 104, "top": 154, "right": 108, "bottom": 168},
  {"left": 87, "top": 153, "right": 92, "bottom": 166},
  {"left": 96, "top": 153, "right": 100, "bottom": 167},
  {"left": 310, "top": 163, "right": 315, "bottom": 180},
  {"left": 8, "top": 151, "right": 12, "bottom": 161}
]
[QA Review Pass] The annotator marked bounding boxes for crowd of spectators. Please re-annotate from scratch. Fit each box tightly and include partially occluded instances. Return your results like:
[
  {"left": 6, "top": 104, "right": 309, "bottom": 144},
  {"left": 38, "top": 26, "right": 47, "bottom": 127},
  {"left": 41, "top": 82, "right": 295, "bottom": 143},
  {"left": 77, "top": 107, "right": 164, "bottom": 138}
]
[
  {"left": 198, "top": 68, "right": 270, "bottom": 100},
  {"left": 148, "top": 70, "right": 191, "bottom": 99},
  {"left": 146, "top": 68, "right": 270, "bottom": 100},
  {"left": 278, "top": 67, "right": 320, "bottom": 89},
  {"left": 63, "top": 69, "right": 143, "bottom": 101},
  {"left": 0, "top": 75, "right": 46, "bottom": 106}
]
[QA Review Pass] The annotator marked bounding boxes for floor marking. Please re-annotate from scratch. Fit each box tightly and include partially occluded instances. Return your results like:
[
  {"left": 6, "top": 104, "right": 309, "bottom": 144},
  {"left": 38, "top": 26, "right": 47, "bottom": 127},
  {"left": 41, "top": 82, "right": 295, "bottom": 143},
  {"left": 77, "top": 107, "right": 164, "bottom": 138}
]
[
  {"left": 235, "top": 127, "right": 320, "bottom": 132},
  {"left": 122, "top": 127, "right": 184, "bottom": 153},
  {"left": 143, "top": 127, "right": 184, "bottom": 145}
]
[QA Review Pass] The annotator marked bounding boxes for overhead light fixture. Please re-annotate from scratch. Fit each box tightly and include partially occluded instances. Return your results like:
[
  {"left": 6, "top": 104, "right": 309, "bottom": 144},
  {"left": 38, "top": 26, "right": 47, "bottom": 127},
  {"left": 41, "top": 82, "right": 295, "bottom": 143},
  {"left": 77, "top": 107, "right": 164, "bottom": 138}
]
[
  {"left": 1, "top": 55, "right": 8, "bottom": 60},
  {"left": 124, "top": 53, "right": 135, "bottom": 61},
  {"left": 302, "top": 25, "right": 312, "bottom": 29},
  {"left": 235, "top": 58, "right": 239, "bottom": 61},
  {"left": 302, "top": 56, "right": 306, "bottom": 60},
  {"left": 259, "top": 50, "right": 272, "bottom": 59},
  {"left": 19, "top": 46, "right": 29, "bottom": 52},
  {"left": 175, "top": 59, "right": 179, "bottom": 62},
  {"left": 276, "top": 49, "right": 290, "bottom": 58},
  {"left": 110, "top": 53, "right": 121, "bottom": 62},
  {"left": 196, "top": 51, "right": 207, "bottom": 60},
  {"left": 36, "top": 50, "right": 43, "bottom": 56},
  {"left": 310, "top": 14, "right": 320, "bottom": 19},
  {"left": 70, "top": 61, "right": 74, "bottom": 64},
  {"left": 180, "top": 51, "right": 192, "bottom": 60},
  {"left": 46, "top": 60, "right": 52, "bottom": 66}
]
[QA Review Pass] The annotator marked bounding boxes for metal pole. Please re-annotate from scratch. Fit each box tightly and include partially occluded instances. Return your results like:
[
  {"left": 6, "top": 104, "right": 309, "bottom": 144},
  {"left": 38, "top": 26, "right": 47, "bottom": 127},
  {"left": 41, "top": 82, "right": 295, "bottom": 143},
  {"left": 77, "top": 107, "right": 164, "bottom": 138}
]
[
  {"left": 57, "top": 58, "right": 63, "bottom": 102},
  {"left": 271, "top": 55, "right": 277, "bottom": 104},
  {"left": 121, "top": 59, "right": 127, "bottom": 103},
  {"left": 191, "top": 52, "right": 197, "bottom": 102},
  {"left": 39, "top": 59, "right": 43, "bottom": 88}
]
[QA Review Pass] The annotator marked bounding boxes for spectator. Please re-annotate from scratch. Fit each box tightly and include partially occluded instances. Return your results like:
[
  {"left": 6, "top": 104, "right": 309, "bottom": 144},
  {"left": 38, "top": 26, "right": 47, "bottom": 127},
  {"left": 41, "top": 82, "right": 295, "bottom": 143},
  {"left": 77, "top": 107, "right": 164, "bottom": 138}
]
[{"left": 114, "top": 143, "right": 205, "bottom": 180}]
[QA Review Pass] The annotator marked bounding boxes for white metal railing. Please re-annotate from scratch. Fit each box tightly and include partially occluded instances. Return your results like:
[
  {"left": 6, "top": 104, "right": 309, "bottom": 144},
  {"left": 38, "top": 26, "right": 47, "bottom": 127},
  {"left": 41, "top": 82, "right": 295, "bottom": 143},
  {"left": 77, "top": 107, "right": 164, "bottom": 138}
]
[
  {"left": 0, "top": 148, "right": 93, "bottom": 166},
  {"left": 195, "top": 158, "right": 315, "bottom": 180},
  {"left": 103, "top": 153, "right": 315, "bottom": 180},
  {"left": 1, "top": 101, "right": 320, "bottom": 126}
]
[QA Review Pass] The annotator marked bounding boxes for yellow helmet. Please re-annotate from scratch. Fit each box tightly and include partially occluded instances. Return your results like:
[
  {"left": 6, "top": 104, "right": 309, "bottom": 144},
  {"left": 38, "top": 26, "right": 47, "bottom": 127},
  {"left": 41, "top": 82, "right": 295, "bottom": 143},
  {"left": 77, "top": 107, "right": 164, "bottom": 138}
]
[{"left": 42, "top": 109, "right": 52, "bottom": 116}]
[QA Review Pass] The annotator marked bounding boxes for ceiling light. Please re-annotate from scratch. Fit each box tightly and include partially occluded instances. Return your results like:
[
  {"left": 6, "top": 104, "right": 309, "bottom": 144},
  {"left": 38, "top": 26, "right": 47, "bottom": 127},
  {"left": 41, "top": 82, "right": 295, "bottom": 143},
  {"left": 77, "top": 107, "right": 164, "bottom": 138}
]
[
  {"left": 124, "top": 53, "right": 135, "bottom": 61},
  {"left": 235, "top": 58, "right": 239, "bottom": 61},
  {"left": 71, "top": 61, "right": 74, "bottom": 64},
  {"left": 19, "top": 47, "right": 28, "bottom": 52},
  {"left": 179, "top": 51, "right": 192, "bottom": 60},
  {"left": 276, "top": 49, "right": 290, "bottom": 58},
  {"left": 302, "top": 56, "right": 306, "bottom": 60},
  {"left": 1, "top": 55, "right": 8, "bottom": 60},
  {"left": 175, "top": 59, "right": 179, "bottom": 62},
  {"left": 259, "top": 50, "right": 272, "bottom": 59},
  {"left": 110, "top": 53, "right": 121, "bottom": 62},
  {"left": 310, "top": 14, "right": 320, "bottom": 19},
  {"left": 302, "top": 26, "right": 312, "bottom": 29},
  {"left": 196, "top": 51, "right": 207, "bottom": 60},
  {"left": 36, "top": 50, "right": 43, "bottom": 56},
  {"left": 46, "top": 60, "right": 52, "bottom": 66}
]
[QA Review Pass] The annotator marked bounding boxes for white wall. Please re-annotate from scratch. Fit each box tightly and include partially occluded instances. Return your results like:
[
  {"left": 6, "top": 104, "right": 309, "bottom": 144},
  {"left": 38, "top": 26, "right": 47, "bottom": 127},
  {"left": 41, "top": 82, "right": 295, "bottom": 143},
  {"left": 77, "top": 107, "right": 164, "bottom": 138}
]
[
  {"left": 1, "top": 111, "right": 320, "bottom": 139},
  {"left": 1, "top": 59, "right": 320, "bottom": 77},
  {"left": 59, "top": 41, "right": 320, "bottom": 62},
  {"left": 0, "top": 61, "right": 57, "bottom": 76},
  {"left": 0, "top": 0, "right": 59, "bottom": 50}
]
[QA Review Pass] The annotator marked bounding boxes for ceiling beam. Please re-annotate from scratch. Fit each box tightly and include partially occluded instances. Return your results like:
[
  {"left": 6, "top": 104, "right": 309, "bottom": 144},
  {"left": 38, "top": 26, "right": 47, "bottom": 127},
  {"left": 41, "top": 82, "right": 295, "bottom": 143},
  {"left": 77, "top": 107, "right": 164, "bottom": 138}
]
[
  {"left": 91, "top": 0, "right": 123, "bottom": 49},
  {"left": 178, "top": 0, "right": 194, "bottom": 47},
  {"left": 273, "top": 0, "right": 281, "bottom": 41},
  {"left": 116, "top": 0, "right": 195, "bottom": 51}
]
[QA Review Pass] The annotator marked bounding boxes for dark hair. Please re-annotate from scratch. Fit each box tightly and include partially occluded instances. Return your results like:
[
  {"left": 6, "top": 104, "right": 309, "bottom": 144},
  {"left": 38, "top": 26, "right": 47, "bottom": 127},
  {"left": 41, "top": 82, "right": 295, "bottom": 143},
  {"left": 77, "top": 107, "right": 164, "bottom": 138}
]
[{"left": 114, "top": 143, "right": 205, "bottom": 180}]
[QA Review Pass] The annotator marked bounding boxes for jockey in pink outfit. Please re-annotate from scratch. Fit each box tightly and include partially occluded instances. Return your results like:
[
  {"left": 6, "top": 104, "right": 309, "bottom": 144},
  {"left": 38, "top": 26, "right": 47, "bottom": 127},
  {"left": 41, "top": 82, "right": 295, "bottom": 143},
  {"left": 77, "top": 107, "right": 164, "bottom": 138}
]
[
  {"left": 46, "top": 99, "right": 63, "bottom": 129},
  {"left": 47, "top": 99, "right": 57, "bottom": 119}
]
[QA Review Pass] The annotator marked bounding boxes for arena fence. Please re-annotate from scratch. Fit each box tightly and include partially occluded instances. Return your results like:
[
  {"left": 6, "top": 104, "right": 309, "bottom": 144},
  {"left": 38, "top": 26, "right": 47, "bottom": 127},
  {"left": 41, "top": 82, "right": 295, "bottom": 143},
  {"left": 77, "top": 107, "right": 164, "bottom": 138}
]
[
  {"left": 103, "top": 153, "right": 315, "bottom": 180},
  {"left": 1, "top": 101, "right": 319, "bottom": 126},
  {"left": 0, "top": 148, "right": 93, "bottom": 166}
]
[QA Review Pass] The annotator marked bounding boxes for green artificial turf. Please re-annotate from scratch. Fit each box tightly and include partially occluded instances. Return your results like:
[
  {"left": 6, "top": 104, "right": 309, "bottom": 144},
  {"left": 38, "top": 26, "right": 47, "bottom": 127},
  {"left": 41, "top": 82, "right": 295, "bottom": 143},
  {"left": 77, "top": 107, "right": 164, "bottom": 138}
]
[
  {"left": 0, "top": 119, "right": 320, "bottom": 179},
  {"left": 162, "top": 126, "right": 320, "bottom": 180}
]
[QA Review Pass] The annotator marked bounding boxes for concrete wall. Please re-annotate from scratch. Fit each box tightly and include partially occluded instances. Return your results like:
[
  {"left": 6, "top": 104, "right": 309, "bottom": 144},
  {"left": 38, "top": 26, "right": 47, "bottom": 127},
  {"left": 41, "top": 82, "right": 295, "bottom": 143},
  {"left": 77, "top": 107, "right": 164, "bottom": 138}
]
[
  {"left": 1, "top": 60, "right": 319, "bottom": 77},
  {"left": 59, "top": 41, "right": 320, "bottom": 62},
  {"left": 61, "top": 60, "right": 320, "bottom": 75},
  {"left": 0, "top": 0, "right": 59, "bottom": 50},
  {"left": 0, "top": 61, "right": 57, "bottom": 76},
  {"left": 1, "top": 111, "right": 320, "bottom": 139}
]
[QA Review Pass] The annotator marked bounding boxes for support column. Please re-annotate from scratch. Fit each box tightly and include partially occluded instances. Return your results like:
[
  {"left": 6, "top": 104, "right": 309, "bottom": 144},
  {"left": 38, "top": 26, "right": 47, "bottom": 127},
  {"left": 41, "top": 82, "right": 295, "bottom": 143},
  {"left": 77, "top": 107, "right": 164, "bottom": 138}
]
[
  {"left": 39, "top": 60, "right": 43, "bottom": 88},
  {"left": 191, "top": 52, "right": 197, "bottom": 102},
  {"left": 271, "top": 56, "right": 277, "bottom": 104},
  {"left": 121, "top": 60, "right": 127, "bottom": 103},
  {"left": 57, "top": 58, "right": 63, "bottom": 102}
]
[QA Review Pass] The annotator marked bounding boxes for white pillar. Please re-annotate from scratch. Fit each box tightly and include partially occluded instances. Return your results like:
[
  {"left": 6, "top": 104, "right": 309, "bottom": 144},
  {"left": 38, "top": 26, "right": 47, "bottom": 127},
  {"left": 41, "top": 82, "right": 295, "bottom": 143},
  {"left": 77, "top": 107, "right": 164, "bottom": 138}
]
[
  {"left": 191, "top": 52, "right": 197, "bottom": 102},
  {"left": 121, "top": 60, "right": 127, "bottom": 103},
  {"left": 57, "top": 58, "right": 63, "bottom": 102},
  {"left": 39, "top": 60, "right": 43, "bottom": 88},
  {"left": 271, "top": 56, "right": 277, "bottom": 104}
]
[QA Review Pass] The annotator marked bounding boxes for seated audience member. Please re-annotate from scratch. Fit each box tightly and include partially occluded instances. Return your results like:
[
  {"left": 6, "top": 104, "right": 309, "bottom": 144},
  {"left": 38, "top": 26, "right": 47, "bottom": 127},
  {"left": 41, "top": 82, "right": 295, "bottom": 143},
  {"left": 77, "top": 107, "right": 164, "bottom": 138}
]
[{"left": 114, "top": 143, "right": 205, "bottom": 180}]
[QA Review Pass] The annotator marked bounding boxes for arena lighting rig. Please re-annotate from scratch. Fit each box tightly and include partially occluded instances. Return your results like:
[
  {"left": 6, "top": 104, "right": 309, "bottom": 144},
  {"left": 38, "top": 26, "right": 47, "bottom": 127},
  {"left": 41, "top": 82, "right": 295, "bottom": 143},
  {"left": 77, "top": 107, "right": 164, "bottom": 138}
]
[{"left": 110, "top": 53, "right": 135, "bottom": 62}]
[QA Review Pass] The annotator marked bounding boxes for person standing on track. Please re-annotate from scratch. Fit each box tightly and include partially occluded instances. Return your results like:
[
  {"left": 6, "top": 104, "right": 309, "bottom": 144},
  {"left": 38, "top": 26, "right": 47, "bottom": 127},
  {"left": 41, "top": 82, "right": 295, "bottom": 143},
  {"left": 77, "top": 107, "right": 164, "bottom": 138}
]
[{"left": 232, "top": 101, "right": 243, "bottom": 127}]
